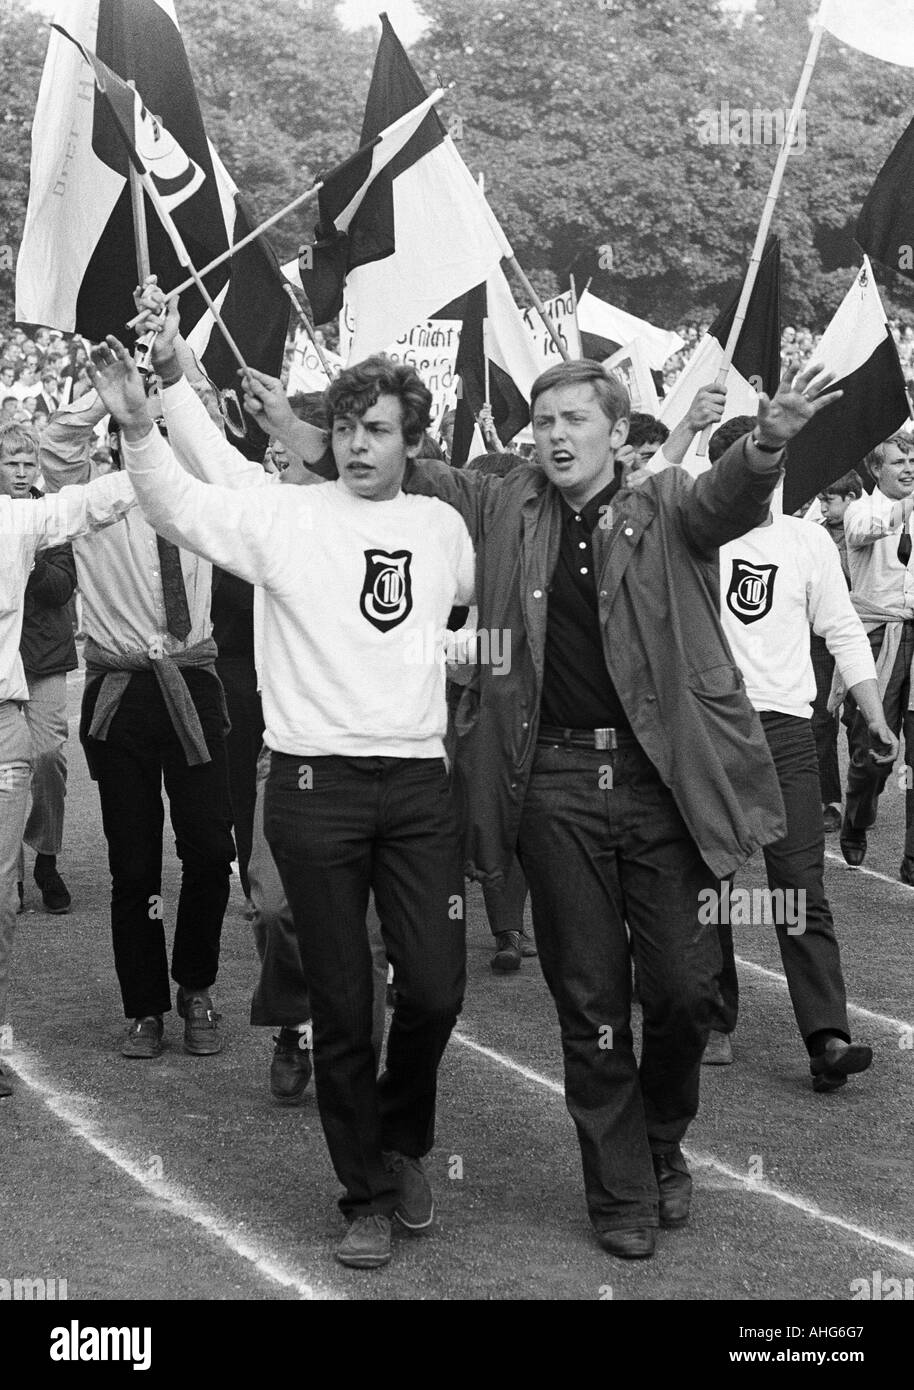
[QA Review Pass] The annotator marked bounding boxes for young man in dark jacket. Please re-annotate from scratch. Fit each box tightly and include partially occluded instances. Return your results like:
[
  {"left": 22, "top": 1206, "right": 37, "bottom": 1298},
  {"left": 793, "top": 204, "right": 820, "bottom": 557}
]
[{"left": 243, "top": 354, "right": 841, "bottom": 1261}]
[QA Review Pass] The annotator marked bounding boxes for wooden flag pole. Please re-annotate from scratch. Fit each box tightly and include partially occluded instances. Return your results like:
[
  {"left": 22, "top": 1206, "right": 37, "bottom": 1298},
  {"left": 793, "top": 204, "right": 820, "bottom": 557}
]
[
  {"left": 283, "top": 284, "right": 335, "bottom": 378},
  {"left": 506, "top": 257, "right": 569, "bottom": 360},
  {"left": 139, "top": 171, "right": 250, "bottom": 373},
  {"left": 125, "top": 181, "right": 325, "bottom": 328},
  {"left": 126, "top": 88, "right": 447, "bottom": 327},
  {"left": 695, "top": 19, "right": 826, "bottom": 455},
  {"left": 569, "top": 273, "right": 582, "bottom": 356},
  {"left": 125, "top": 80, "right": 159, "bottom": 372}
]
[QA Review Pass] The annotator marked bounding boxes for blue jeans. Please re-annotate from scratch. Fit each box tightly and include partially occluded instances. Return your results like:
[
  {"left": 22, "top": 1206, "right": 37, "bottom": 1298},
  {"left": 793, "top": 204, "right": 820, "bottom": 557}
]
[
  {"left": 264, "top": 753, "right": 465, "bottom": 1219},
  {"left": 517, "top": 735, "right": 721, "bottom": 1233}
]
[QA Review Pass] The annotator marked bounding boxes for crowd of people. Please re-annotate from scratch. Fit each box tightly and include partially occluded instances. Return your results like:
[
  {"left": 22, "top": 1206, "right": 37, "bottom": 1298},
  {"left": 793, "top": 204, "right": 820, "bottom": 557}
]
[{"left": 1, "top": 277, "right": 911, "bottom": 1276}]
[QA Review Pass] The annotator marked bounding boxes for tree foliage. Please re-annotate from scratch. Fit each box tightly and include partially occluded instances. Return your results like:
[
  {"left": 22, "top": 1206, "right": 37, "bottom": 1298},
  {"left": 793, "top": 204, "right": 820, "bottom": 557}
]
[{"left": 1, "top": 0, "right": 914, "bottom": 331}]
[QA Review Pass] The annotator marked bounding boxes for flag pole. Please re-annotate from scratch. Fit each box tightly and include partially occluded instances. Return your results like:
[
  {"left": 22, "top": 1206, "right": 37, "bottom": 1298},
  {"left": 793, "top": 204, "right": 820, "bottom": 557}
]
[
  {"left": 126, "top": 80, "right": 159, "bottom": 372},
  {"left": 283, "top": 284, "right": 335, "bottom": 378},
  {"left": 125, "top": 88, "right": 447, "bottom": 327},
  {"left": 506, "top": 258, "right": 570, "bottom": 360},
  {"left": 569, "top": 273, "right": 582, "bottom": 355},
  {"left": 125, "top": 181, "right": 325, "bottom": 328},
  {"left": 139, "top": 171, "right": 250, "bottom": 372},
  {"left": 695, "top": 16, "right": 826, "bottom": 455}
]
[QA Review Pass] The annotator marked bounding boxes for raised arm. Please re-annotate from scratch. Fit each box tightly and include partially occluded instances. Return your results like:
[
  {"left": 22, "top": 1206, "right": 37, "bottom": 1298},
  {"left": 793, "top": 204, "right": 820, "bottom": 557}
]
[
  {"left": 40, "top": 388, "right": 108, "bottom": 493},
  {"left": 681, "top": 361, "right": 843, "bottom": 553},
  {"left": 132, "top": 279, "right": 268, "bottom": 491},
  {"left": 88, "top": 337, "right": 287, "bottom": 589}
]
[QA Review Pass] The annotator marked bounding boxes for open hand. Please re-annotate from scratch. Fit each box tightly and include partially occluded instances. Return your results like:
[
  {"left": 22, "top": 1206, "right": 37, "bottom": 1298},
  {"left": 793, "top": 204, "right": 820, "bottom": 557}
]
[
  {"left": 87, "top": 337, "right": 152, "bottom": 436},
  {"left": 756, "top": 360, "right": 842, "bottom": 448}
]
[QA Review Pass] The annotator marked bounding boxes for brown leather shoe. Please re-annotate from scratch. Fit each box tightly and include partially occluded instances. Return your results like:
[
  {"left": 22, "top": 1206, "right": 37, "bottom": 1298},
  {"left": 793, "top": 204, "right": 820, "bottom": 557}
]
[
  {"left": 122, "top": 1015, "right": 164, "bottom": 1059},
  {"left": 176, "top": 988, "right": 223, "bottom": 1056},
  {"left": 595, "top": 1226, "right": 656, "bottom": 1259},
  {"left": 270, "top": 1028, "right": 313, "bottom": 1103},
  {"left": 336, "top": 1215, "right": 392, "bottom": 1269},
  {"left": 653, "top": 1145, "right": 692, "bottom": 1227},
  {"left": 491, "top": 931, "right": 522, "bottom": 972},
  {"left": 810, "top": 1038, "right": 873, "bottom": 1093}
]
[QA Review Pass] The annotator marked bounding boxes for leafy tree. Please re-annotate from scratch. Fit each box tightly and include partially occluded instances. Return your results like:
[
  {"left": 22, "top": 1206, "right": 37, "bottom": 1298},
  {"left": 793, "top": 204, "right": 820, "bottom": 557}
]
[{"left": 1, "top": 0, "right": 913, "bottom": 334}]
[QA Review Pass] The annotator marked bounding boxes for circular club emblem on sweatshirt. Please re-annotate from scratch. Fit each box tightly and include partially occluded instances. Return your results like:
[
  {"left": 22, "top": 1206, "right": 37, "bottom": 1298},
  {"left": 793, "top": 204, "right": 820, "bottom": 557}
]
[
  {"left": 360, "top": 549, "right": 414, "bottom": 632},
  {"left": 726, "top": 558, "right": 778, "bottom": 624}
]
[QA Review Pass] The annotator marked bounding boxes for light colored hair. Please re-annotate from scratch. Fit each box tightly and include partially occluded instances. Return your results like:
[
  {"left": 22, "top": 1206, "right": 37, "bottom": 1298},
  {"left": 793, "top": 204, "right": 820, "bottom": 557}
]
[
  {"left": 0, "top": 420, "right": 40, "bottom": 460},
  {"left": 530, "top": 359, "right": 631, "bottom": 424}
]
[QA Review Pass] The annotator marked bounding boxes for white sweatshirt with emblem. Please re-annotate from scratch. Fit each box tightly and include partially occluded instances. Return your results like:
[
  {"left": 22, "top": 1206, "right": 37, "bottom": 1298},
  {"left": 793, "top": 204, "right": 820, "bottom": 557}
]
[
  {"left": 122, "top": 425, "right": 475, "bottom": 758},
  {"left": 719, "top": 515, "right": 876, "bottom": 719}
]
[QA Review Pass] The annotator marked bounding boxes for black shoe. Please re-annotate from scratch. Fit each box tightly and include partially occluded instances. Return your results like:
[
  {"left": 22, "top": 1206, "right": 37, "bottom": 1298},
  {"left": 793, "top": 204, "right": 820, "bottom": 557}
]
[
  {"left": 810, "top": 1037, "right": 873, "bottom": 1093},
  {"left": 270, "top": 1027, "right": 313, "bottom": 1104},
  {"left": 519, "top": 930, "right": 538, "bottom": 958},
  {"left": 822, "top": 804, "right": 842, "bottom": 834},
  {"left": 595, "top": 1226, "right": 656, "bottom": 1259},
  {"left": 491, "top": 931, "right": 522, "bottom": 972},
  {"left": 122, "top": 1015, "right": 164, "bottom": 1059},
  {"left": 33, "top": 856, "right": 71, "bottom": 914},
  {"left": 653, "top": 1145, "right": 692, "bottom": 1227},
  {"left": 839, "top": 819, "right": 867, "bottom": 867},
  {"left": 0, "top": 1065, "right": 12, "bottom": 1098},
  {"left": 176, "top": 987, "right": 224, "bottom": 1055},
  {"left": 900, "top": 856, "right": 914, "bottom": 886}
]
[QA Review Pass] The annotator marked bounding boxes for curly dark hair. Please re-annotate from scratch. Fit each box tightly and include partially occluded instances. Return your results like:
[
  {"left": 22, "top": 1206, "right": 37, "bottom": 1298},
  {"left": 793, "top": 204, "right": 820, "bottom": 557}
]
[
  {"left": 708, "top": 414, "right": 756, "bottom": 464},
  {"left": 326, "top": 355, "right": 432, "bottom": 447},
  {"left": 627, "top": 412, "right": 669, "bottom": 450}
]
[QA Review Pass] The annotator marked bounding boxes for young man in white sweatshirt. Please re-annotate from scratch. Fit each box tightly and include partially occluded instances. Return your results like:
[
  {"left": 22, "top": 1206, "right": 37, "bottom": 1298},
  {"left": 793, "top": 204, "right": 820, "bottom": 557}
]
[
  {"left": 704, "top": 417, "right": 896, "bottom": 1090},
  {"left": 88, "top": 336, "right": 474, "bottom": 1273}
]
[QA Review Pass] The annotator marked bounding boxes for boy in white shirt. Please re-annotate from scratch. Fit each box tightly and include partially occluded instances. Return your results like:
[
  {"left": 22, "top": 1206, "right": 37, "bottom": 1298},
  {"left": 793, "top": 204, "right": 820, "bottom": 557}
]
[
  {"left": 89, "top": 337, "right": 474, "bottom": 1273},
  {"left": 705, "top": 417, "right": 894, "bottom": 1091},
  {"left": 841, "top": 434, "right": 914, "bottom": 880}
]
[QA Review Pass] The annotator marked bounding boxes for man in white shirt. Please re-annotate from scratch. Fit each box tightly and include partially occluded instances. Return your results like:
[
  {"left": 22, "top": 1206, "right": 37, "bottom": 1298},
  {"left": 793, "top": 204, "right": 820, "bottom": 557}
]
[
  {"left": 841, "top": 434, "right": 914, "bottom": 880},
  {"left": 0, "top": 430, "right": 134, "bottom": 1098},
  {"left": 89, "top": 336, "right": 474, "bottom": 1274},
  {"left": 704, "top": 417, "right": 895, "bottom": 1090}
]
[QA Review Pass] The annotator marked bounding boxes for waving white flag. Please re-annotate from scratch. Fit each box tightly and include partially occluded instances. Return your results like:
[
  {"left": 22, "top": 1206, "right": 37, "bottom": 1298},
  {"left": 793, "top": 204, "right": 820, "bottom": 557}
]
[{"left": 818, "top": 0, "right": 914, "bottom": 68}]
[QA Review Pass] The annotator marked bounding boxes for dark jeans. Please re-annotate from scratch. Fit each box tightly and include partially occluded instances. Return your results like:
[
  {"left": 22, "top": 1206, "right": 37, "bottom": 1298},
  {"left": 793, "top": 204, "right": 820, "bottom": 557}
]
[
  {"left": 712, "top": 712, "right": 850, "bottom": 1049},
  {"left": 81, "top": 670, "right": 234, "bottom": 1019},
  {"left": 844, "top": 622, "right": 914, "bottom": 856},
  {"left": 810, "top": 631, "right": 842, "bottom": 806},
  {"left": 516, "top": 735, "right": 721, "bottom": 1233},
  {"left": 216, "top": 655, "right": 264, "bottom": 899},
  {"left": 264, "top": 753, "right": 465, "bottom": 1220}
]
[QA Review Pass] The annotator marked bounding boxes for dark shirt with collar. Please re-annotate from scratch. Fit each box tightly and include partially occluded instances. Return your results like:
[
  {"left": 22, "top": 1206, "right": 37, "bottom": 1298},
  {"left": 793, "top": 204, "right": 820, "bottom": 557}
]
[{"left": 540, "top": 475, "right": 630, "bottom": 731}]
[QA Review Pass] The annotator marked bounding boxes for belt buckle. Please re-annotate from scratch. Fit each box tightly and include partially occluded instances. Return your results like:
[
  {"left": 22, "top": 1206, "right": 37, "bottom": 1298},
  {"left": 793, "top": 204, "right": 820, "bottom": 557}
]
[{"left": 594, "top": 727, "right": 616, "bottom": 751}]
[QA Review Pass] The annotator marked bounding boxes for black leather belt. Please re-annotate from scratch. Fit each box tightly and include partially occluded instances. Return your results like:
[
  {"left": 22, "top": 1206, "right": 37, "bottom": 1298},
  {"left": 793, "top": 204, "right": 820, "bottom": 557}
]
[{"left": 537, "top": 724, "right": 636, "bottom": 750}]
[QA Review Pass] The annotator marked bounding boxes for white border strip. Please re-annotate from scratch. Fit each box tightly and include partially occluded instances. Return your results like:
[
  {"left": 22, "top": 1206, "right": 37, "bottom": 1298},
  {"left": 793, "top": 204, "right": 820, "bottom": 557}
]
[
  {"left": 4, "top": 1047, "right": 344, "bottom": 1301},
  {"left": 452, "top": 1029, "right": 914, "bottom": 1262}
]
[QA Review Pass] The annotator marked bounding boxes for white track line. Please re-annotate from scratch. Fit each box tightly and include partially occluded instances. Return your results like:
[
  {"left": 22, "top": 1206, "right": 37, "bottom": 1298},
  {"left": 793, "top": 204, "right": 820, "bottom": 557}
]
[
  {"left": 732, "top": 956, "right": 913, "bottom": 1034},
  {"left": 452, "top": 1029, "right": 914, "bottom": 1263},
  {"left": 824, "top": 848, "right": 914, "bottom": 892},
  {"left": 4, "top": 1046, "right": 344, "bottom": 1301}
]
